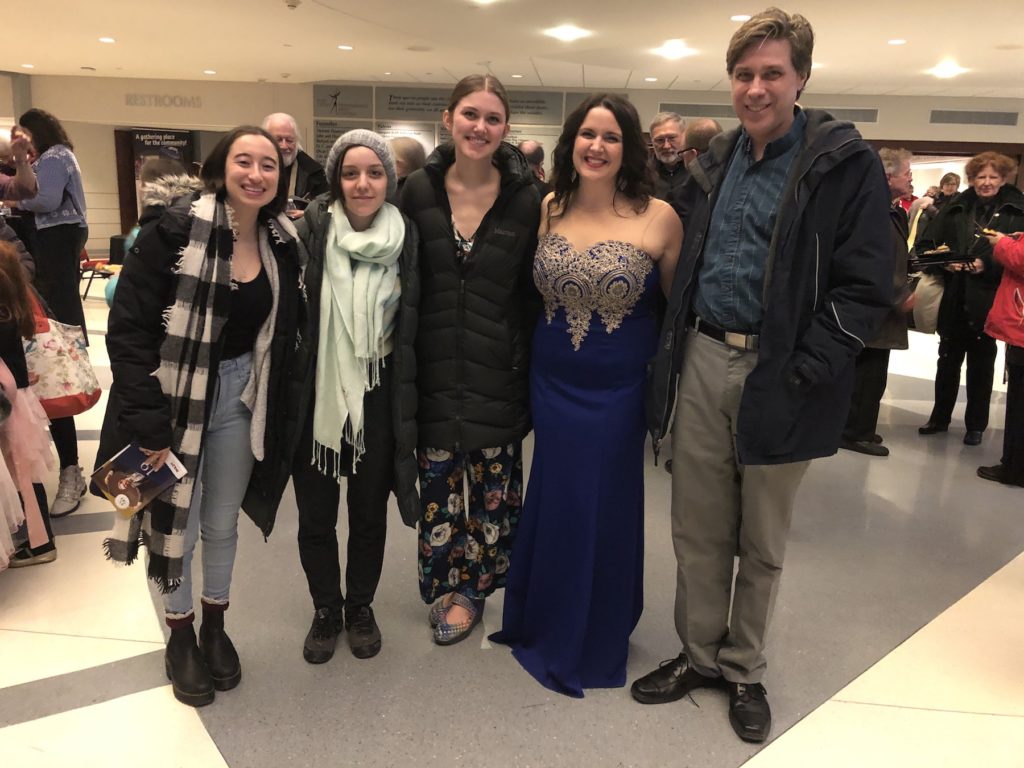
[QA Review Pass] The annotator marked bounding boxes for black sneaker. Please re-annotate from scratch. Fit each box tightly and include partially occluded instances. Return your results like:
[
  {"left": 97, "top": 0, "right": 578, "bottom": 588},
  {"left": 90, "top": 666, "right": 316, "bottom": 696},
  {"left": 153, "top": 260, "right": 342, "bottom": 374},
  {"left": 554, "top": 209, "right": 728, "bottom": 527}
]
[
  {"left": 345, "top": 605, "right": 382, "bottom": 659},
  {"left": 303, "top": 607, "right": 343, "bottom": 664},
  {"left": 728, "top": 682, "right": 771, "bottom": 743}
]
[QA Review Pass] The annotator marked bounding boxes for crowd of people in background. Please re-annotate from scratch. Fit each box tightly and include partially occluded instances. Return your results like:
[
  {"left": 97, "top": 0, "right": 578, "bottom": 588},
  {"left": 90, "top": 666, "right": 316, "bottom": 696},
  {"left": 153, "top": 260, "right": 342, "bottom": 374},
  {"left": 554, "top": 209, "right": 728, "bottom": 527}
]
[{"left": 3, "top": 4, "right": 1024, "bottom": 751}]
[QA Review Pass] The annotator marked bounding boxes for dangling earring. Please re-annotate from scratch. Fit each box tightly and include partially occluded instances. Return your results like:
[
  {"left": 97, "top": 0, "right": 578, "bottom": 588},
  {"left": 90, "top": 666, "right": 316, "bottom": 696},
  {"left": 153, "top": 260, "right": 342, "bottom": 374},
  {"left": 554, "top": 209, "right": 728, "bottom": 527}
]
[{"left": 570, "top": 168, "right": 578, "bottom": 184}]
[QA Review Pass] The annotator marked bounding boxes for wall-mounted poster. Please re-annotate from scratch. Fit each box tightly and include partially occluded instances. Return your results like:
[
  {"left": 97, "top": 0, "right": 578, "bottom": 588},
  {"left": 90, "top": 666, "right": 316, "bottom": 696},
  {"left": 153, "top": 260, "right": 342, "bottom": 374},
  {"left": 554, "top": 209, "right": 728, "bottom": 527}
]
[
  {"left": 313, "top": 120, "right": 372, "bottom": 167},
  {"left": 131, "top": 128, "right": 196, "bottom": 214},
  {"left": 313, "top": 85, "right": 374, "bottom": 119},
  {"left": 374, "top": 121, "right": 436, "bottom": 155}
]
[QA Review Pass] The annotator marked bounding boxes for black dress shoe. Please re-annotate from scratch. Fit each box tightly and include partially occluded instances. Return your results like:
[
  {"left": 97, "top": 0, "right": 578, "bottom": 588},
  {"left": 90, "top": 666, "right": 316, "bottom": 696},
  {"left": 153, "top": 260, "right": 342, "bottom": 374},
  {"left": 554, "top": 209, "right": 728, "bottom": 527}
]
[
  {"left": 840, "top": 438, "right": 889, "bottom": 457},
  {"left": 346, "top": 605, "right": 382, "bottom": 659},
  {"left": 870, "top": 433, "right": 883, "bottom": 444},
  {"left": 165, "top": 625, "right": 215, "bottom": 707},
  {"left": 963, "top": 430, "right": 983, "bottom": 446},
  {"left": 978, "top": 464, "right": 1006, "bottom": 483},
  {"left": 918, "top": 421, "right": 948, "bottom": 435},
  {"left": 199, "top": 612, "right": 241, "bottom": 691},
  {"left": 728, "top": 682, "right": 771, "bottom": 743},
  {"left": 630, "top": 653, "right": 724, "bottom": 704}
]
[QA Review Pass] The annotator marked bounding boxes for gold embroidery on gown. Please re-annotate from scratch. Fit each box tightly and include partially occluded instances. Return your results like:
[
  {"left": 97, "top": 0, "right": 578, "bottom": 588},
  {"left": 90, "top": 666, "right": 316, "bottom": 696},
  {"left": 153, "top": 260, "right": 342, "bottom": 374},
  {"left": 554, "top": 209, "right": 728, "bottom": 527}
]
[{"left": 534, "top": 233, "right": 654, "bottom": 351}]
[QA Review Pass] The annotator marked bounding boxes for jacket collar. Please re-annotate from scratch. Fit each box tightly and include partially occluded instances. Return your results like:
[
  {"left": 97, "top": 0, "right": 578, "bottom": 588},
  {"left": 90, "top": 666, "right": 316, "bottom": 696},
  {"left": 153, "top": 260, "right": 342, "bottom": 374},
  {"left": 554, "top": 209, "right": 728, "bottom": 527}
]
[{"left": 424, "top": 141, "right": 535, "bottom": 191}]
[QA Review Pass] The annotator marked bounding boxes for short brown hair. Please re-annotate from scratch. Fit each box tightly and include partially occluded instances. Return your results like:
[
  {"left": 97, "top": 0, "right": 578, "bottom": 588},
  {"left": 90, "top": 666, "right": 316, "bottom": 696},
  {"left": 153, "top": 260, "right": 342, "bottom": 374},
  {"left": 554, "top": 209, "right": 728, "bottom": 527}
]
[
  {"left": 446, "top": 74, "right": 511, "bottom": 122},
  {"left": 0, "top": 242, "right": 35, "bottom": 339},
  {"left": 726, "top": 7, "right": 814, "bottom": 92},
  {"left": 964, "top": 152, "right": 1017, "bottom": 182},
  {"left": 939, "top": 172, "right": 961, "bottom": 187}
]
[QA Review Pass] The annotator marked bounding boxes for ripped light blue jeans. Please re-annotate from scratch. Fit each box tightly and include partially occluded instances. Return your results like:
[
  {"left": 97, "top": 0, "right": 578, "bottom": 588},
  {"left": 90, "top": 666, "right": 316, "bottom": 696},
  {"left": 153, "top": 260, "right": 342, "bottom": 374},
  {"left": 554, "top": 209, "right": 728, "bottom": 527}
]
[{"left": 163, "top": 353, "right": 255, "bottom": 617}]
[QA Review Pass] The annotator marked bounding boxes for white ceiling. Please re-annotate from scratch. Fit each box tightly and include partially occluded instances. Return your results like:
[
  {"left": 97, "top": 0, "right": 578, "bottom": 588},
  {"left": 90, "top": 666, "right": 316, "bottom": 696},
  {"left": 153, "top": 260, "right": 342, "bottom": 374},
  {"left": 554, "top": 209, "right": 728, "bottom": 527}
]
[{"left": 4, "top": 0, "right": 1024, "bottom": 98}]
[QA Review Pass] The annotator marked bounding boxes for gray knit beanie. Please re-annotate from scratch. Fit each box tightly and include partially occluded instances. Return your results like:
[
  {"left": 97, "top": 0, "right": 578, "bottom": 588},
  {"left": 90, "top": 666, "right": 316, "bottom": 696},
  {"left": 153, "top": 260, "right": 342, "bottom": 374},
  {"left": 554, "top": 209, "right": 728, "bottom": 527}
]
[{"left": 325, "top": 129, "right": 398, "bottom": 199}]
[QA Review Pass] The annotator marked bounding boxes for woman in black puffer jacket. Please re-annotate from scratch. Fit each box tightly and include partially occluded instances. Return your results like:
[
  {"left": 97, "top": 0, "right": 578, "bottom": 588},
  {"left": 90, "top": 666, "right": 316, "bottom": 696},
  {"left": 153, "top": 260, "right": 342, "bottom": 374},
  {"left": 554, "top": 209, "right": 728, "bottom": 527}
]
[
  {"left": 917, "top": 152, "right": 1024, "bottom": 446},
  {"left": 400, "top": 74, "right": 540, "bottom": 645}
]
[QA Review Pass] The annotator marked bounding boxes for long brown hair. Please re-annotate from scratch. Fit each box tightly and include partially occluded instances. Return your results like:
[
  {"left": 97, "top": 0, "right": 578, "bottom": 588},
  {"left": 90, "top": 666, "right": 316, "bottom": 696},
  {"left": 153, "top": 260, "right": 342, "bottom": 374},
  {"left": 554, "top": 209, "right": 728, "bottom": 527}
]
[{"left": 0, "top": 242, "right": 35, "bottom": 339}]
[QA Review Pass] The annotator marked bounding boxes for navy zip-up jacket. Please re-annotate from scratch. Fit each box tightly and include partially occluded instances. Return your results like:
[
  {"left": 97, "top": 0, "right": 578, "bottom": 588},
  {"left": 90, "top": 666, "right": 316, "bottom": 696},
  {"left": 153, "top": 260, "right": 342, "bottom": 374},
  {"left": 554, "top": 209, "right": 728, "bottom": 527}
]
[{"left": 647, "top": 109, "right": 892, "bottom": 465}]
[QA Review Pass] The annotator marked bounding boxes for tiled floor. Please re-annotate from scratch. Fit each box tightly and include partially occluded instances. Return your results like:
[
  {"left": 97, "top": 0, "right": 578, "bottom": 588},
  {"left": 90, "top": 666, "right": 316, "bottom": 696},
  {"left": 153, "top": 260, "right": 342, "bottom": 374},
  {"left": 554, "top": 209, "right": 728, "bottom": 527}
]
[{"left": 1, "top": 294, "right": 1021, "bottom": 767}]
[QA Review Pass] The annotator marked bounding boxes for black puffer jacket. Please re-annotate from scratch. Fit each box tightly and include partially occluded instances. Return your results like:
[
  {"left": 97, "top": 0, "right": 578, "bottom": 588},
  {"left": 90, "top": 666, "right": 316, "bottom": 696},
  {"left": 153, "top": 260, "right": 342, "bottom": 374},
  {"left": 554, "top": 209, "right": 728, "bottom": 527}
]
[
  {"left": 96, "top": 190, "right": 302, "bottom": 537},
  {"left": 400, "top": 142, "right": 541, "bottom": 452},
  {"left": 291, "top": 196, "right": 421, "bottom": 527},
  {"left": 917, "top": 184, "right": 1024, "bottom": 334}
]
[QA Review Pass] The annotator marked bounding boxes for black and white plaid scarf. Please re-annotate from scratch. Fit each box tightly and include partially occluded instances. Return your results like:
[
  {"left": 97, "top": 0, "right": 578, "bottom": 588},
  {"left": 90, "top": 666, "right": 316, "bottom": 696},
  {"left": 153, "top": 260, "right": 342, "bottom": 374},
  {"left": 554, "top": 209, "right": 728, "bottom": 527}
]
[{"left": 103, "top": 193, "right": 237, "bottom": 593}]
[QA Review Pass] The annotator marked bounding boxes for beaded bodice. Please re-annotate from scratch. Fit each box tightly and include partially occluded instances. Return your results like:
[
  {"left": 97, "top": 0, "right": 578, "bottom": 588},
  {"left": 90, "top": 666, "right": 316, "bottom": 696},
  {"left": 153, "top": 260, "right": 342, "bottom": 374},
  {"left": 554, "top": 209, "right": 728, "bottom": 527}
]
[{"left": 534, "top": 233, "right": 655, "bottom": 351}]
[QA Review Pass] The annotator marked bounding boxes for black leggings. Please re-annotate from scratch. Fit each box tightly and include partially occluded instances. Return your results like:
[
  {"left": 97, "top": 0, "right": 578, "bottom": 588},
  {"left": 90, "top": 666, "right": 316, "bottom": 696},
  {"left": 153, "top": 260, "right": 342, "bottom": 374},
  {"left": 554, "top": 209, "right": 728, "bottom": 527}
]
[{"left": 49, "top": 415, "right": 78, "bottom": 469}]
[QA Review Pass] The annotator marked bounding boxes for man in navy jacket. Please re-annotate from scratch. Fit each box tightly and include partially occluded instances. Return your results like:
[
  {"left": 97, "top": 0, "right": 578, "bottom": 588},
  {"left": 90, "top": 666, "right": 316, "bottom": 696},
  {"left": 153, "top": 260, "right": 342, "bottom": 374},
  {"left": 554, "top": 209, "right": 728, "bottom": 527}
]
[{"left": 633, "top": 8, "right": 891, "bottom": 744}]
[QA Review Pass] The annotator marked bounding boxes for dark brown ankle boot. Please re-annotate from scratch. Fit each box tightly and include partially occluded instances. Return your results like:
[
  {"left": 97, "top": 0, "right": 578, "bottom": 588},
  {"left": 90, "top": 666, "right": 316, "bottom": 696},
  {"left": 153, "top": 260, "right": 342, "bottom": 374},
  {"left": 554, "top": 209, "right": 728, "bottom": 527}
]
[
  {"left": 199, "top": 601, "right": 241, "bottom": 691},
  {"left": 165, "top": 622, "right": 215, "bottom": 707}
]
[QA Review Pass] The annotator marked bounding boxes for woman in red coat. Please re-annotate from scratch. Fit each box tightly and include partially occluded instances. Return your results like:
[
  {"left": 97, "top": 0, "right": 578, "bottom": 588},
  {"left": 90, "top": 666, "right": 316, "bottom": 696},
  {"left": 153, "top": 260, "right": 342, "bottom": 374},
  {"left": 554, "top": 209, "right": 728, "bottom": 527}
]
[{"left": 980, "top": 230, "right": 1024, "bottom": 486}]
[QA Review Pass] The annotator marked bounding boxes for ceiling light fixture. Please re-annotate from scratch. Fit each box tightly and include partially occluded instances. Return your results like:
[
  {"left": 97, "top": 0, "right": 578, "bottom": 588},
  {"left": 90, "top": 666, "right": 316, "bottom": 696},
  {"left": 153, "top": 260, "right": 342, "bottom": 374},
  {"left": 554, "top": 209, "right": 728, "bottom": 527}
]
[
  {"left": 652, "top": 39, "right": 698, "bottom": 60},
  {"left": 730, "top": 14, "right": 751, "bottom": 22},
  {"left": 99, "top": 37, "right": 116, "bottom": 43},
  {"left": 812, "top": 63, "right": 823, "bottom": 69},
  {"left": 471, "top": 0, "right": 500, "bottom": 4},
  {"left": 927, "top": 59, "right": 968, "bottom": 78},
  {"left": 888, "top": 39, "right": 907, "bottom": 46},
  {"left": 203, "top": 69, "right": 217, "bottom": 75},
  {"left": 338, "top": 44, "right": 354, "bottom": 51},
  {"left": 21, "top": 63, "right": 34, "bottom": 69},
  {"left": 644, "top": 77, "right": 658, "bottom": 82},
  {"left": 511, "top": 74, "right": 524, "bottom": 78},
  {"left": 543, "top": 24, "right": 592, "bottom": 42},
  {"left": 384, "top": 71, "right": 392, "bottom": 75}
]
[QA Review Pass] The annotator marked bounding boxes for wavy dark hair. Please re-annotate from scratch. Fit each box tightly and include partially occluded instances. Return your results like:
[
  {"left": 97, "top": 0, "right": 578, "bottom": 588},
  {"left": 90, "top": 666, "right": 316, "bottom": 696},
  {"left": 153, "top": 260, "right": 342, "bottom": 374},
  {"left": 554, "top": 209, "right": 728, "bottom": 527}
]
[
  {"left": 18, "top": 109, "right": 73, "bottom": 155},
  {"left": 199, "top": 126, "right": 287, "bottom": 216},
  {"left": 546, "top": 93, "right": 654, "bottom": 225}
]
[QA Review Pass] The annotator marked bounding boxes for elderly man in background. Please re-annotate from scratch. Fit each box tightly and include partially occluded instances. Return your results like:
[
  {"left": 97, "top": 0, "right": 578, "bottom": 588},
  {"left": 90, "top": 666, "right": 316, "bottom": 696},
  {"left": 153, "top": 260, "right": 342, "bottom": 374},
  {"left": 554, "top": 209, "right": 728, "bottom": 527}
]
[
  {"left": 0, "top": 132, "right": 38, "bottom": 204},
  {"left": 261, "top": 113, "right": 328, "bottom": 218},
  {"left": 649, "top": 112, "right": 688, "bottom": 201}
]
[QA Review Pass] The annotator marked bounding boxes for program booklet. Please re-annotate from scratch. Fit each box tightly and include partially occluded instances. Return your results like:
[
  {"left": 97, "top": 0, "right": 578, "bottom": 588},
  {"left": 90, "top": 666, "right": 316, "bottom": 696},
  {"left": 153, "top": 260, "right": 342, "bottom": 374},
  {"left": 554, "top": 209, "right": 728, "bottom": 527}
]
[{"left": 91, "top": 443, "right": 187, "bottom": 516}]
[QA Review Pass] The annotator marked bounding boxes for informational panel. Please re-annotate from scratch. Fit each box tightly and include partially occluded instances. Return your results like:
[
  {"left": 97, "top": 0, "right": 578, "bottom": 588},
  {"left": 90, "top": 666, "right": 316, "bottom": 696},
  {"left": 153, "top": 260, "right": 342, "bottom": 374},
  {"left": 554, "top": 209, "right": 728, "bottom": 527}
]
[
  {"left": 507, "top": 91, "right": 563, "bottom": 125},
  {"left": 313, "top": 119, "right": 372, "bottom": 166},
  {"left": 375, "top": 88, "right": 450, "bottom": 122},
  {"left": 375, "top": 121, "right": 436, "bottom": 155},
  {"left": 313, "top": 85, "right": 373, "bottom": 119}
]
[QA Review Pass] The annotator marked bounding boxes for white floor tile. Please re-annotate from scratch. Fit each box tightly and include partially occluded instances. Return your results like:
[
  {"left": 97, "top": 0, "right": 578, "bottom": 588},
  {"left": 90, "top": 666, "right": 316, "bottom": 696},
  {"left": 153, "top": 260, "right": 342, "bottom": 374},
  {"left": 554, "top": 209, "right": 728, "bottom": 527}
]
[
  {"left": 837, "top": 552, "right": 1024, "bottom": 717},
  {"left": 0, "top": 629, "right": 162, "bottom": 689},
  {"left": 744, "top": 700, "right": 1024, "bottom": 768},
  {"left": 0, "top": 531, "right": 163, "bottom": 644},
  {"left": 0, "top": 686, "right": 228, "bottom": 767}
]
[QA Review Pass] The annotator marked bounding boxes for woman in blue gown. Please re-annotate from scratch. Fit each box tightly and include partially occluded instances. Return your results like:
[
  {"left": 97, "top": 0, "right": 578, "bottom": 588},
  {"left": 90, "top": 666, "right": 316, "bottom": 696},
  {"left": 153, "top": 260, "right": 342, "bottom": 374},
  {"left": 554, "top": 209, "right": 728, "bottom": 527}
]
[{"left": 492, "top": 94, "right": 682, "bottom": 697}]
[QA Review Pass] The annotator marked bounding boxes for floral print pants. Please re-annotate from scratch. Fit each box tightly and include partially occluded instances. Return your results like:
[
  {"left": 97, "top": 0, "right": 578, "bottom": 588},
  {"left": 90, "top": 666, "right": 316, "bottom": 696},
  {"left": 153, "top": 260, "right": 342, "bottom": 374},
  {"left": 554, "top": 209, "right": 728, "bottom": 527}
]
[{"left": 417, "top": 443, "right": 523, "bottom": 603}]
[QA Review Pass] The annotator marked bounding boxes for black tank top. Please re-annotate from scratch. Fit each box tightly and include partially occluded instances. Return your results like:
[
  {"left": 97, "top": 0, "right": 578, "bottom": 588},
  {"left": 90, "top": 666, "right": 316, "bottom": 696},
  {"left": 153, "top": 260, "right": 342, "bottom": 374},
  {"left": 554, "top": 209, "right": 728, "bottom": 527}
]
[{"left": 221, "top": 267, "right": 272, "bottom": 360}]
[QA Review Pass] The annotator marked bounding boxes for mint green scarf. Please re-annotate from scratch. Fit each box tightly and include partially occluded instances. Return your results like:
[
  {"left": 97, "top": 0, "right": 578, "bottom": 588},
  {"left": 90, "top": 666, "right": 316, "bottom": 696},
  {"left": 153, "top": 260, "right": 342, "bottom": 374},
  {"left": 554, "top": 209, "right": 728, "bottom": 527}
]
[{"left": 314, "top": 201, "right": 404, "bottom": 476}]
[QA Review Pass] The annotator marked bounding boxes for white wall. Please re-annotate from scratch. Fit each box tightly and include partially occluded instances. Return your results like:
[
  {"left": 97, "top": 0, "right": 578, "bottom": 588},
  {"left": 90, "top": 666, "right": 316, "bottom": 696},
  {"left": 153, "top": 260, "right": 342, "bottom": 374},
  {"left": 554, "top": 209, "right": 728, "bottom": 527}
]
[{"left": 21, "top": 74, "right": 1024, "bottom": 254}]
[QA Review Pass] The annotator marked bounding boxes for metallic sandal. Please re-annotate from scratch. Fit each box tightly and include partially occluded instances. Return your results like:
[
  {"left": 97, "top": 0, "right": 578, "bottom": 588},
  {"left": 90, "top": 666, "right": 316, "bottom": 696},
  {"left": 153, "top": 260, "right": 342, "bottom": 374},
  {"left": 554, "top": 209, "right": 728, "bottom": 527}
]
[
  {"left": 432, "top": 593, "right": 484, "bottom": 646},
  {"left": 428, "top": 596, "right": 453, "bottom": 628}
]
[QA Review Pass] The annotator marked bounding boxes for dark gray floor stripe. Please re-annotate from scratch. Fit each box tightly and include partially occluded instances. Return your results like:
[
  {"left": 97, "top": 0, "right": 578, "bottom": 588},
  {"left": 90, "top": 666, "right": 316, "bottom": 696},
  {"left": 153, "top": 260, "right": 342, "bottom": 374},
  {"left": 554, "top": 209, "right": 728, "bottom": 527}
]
[
  {"left": 0, "top": 648, "right": 166, "bottom": 728},
  {"left": 76, "top": 429, "right": 101, "bottom": 441},
  {"left": 52, "top": 510, "right": 114, "bottom": 535}
]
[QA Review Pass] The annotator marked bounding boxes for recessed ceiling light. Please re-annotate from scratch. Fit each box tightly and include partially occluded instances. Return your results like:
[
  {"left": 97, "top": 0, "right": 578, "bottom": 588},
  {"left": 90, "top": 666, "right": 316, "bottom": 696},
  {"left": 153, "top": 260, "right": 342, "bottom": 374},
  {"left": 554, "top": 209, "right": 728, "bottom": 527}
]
[
  {"left": 644, "top": 77, "right": 658, "bottom": 82},
  {"left": 652, "top": 39, "right": 698, "bottom": 60},
  {"left": 511, "top": 73, "right": 524, "bottom": 78},
  {"left": 811, "top": 63, "right": 823, "bottom": 69},
  {"left": 927, "top": 59, "right": 968, "bottom": 78},
  {"left": 730, "top": 14, "right": 751, "bottom": 22},
  {"left": 338, "top": 44, "right": 353, "bottom": 51},
  {"left": 203, "top": 69, "right": 217, "bottom": 75},
  {"left": 471, "top": 0, "right": 499, "bottom": 4},
  {"left": 543, "top": 24, "right": 592, "bottom": 42},
  {"left": 99, "top": 37, "right": 116, "bottom": 44},
  {"left": 384, "top": 71, "right": 392, "bottom": 75},
  {"left": 888, "top": 39, "right": 907, "bottom": 46},
  {"left": 21, "top": 63, "right": 34, "bottom": 69}
]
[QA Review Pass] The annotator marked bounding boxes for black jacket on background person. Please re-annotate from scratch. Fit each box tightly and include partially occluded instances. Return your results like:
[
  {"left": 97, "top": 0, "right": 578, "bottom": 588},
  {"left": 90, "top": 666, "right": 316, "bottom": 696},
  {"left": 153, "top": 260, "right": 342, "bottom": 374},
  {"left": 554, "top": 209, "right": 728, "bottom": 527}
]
[
  {"left": 647, "top": 109, "right": 892, "bottom": 465},
  {"left": 867, "top": 202, "right": 911, "bottom": 351},
  {"left": 291, "top": 194, "right": 421, "bottom": 527},
  {"left": 916, "top": 184, "right": 1024, "bottom": 335},
  {"left": 399, "top": 142, "right": 540, "bottom": 452},
  {"left": 277, "top": 150, "right": 329, "bottom": 204},
  {"left": 652, "top": 160, "right": 690, "bottom": 203},
  {"left": 96, "top": 189, "right": 302, "bottom": 537}
]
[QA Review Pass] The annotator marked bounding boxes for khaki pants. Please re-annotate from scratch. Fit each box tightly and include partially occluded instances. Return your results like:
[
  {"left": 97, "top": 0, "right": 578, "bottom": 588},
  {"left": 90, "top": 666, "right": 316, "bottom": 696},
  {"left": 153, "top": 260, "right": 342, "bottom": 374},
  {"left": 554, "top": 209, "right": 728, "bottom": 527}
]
[{"left": 671, "top": 330, "right": 809, "bottom": 683}]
